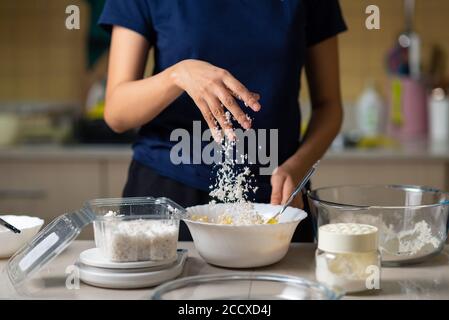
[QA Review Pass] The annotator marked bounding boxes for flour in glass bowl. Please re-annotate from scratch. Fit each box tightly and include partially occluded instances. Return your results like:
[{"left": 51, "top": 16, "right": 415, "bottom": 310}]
[
  {"left": 331, "top": 213, "right": 445, "bottom": 261},
  {"left": 381, "top": 220, "right": 443, "bottom": 261}
]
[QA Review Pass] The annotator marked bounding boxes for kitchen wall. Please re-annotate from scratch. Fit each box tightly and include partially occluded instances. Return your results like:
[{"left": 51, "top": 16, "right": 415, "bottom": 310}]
[
  {"left": 0, "top": 0, "right": 89, "bottom": 103},
  {"left": 1, "top": 0, "right": 448, "bottom": 105},
  {"left": 337, "top": 0, "right": 449, "bottom": 101}
]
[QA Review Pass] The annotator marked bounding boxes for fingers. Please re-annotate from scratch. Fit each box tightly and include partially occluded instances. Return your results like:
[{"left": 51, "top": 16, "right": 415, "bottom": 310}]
[
  {"left": 214, "top": 85, "right": 252, "bottom": 130},
  {"left": 194, "top": 97, "right": 222, "bottom": 142},
  {"left": 282, "top": 179, "right": 304, "bottom": 209},
  {"left": 270, "top": 173, "right": 286, "bottom": 205},
  {"left": 281, "top": 179, "right": 295, "bottom": 205},
  {"left": 222, "top": 73, "right": 261, "bottom": 112},
  {"left": 204, "top": 95, "right": 236, "bottom": 140},
  {"left": 188, "top": 65, "right": 261, "bottom": 136},
  {"left": 271, "top": 173, "right": 304, "bottom": 209}
]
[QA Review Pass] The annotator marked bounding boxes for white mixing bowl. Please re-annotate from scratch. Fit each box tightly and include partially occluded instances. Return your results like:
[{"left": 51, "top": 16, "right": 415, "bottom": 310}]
[
  {"left": 184, "top": 203, "right": 307, "bottom": 268},
  {"left": 0, "top": 215, "right": 44, "bottom": 258}
]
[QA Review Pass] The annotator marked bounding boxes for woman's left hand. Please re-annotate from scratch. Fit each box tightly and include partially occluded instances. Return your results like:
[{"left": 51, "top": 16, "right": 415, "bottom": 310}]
[{"left": 270, "top": 162, "right": 305, "bottom": 209}]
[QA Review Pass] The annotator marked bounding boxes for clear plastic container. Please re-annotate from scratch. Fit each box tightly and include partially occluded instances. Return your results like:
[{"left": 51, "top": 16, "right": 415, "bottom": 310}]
[
  {"left": 89, "top": 197, "right": 182, "bottom": 262},
  {"left": 150, "top": 273, "right": 343, "bottom": 300},
  {"left": 7, "top": 197, "right": 185, "bottom": 286}
]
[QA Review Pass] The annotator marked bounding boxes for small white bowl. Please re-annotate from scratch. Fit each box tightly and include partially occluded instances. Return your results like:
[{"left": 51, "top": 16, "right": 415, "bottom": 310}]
[
  {"left": 0, "top": 215, "right": 44, "bottom": 259},
  {"left": 185, "top": 203, "right": 307, "bottom": 268}
]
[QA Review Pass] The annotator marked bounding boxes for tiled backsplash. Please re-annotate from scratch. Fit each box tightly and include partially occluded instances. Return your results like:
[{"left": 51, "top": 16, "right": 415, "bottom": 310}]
[
  {"left": 1, "top": 0, "right": 448, "bottom": 106},
  {"left": 0, "top": 0, "right": 88, "bottom": 103},
  {"left": 336, "top": 0, "right": 449, "bottom": 102}
]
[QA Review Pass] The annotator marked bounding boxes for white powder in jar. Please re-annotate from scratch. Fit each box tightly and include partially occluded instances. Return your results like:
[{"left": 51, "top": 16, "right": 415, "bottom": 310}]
[
  {"left": 97, "top": 216, "right": 178, "bottom": 262},
  {"left": 315, "top": 251, "right": 380, "bottom": 293}
]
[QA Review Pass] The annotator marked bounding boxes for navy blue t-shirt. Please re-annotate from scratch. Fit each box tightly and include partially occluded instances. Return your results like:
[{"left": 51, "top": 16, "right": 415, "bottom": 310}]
[{"left": 99, "top": 0, "right": 346, "bottom": 202}]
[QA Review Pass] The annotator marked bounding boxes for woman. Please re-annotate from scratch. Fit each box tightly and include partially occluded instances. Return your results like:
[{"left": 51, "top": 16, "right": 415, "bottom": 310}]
[{"left": 99, "top": 0, "right": 346, "bottom": 242}]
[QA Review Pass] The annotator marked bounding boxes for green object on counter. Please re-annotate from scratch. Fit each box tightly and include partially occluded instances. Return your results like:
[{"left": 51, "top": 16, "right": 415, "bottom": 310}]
[{"left": 391, "top": 79, "right": 403, "bottom": 127}]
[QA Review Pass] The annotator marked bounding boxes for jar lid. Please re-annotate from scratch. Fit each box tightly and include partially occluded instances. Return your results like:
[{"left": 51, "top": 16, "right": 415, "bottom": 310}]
[{"left": 318, "top": 223, "right": 378, "bottom": 253}]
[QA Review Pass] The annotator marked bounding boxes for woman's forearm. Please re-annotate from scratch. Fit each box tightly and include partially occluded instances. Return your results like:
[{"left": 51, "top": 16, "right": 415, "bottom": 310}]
[
  {"left": 104, "top": 64, "right": 184, "bottom": 133},
  {"left": 283, "top": 35, "right": 343, "bottom": 177},
  {"left": 105, "top": 27, "right": 261, "bottom": 135}
]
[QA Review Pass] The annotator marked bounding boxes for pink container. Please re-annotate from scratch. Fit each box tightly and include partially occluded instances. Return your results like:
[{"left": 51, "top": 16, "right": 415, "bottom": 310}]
[{"left": 387, "top": 77, "right": 428, "bottom": 140}]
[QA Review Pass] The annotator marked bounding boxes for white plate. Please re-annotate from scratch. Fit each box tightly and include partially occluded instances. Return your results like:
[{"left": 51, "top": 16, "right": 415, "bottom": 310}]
[
  {"left": 0, "top": 215, "right": 44, "bottom": 259},
  {"left": 79, "top": 247, "right": 178, "bottom": 269},
  {"left": 77, "top": 249, "right": 187, "bottom": 289}
]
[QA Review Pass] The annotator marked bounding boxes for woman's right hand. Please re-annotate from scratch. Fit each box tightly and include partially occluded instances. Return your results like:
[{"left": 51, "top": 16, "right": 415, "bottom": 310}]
[{"left": 170, "top": 59, "right": 261, "bottom": 141}]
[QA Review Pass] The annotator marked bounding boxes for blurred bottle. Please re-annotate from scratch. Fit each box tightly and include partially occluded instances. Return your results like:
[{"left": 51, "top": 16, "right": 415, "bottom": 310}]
[
  {"left": 429, "top": 88, "right": 449, "bottom": 142},
  {"left": 85, "top": 78, "right": 106, "bottom": 120},
  {"left": 386, "top": 77, "right": 428, "bottom": 141},
  {"left": 75, "top": 78, "right": 137, "bottom": 144},
  {"left": 356, "top": 82, "right": 385, "bottom": 138}
]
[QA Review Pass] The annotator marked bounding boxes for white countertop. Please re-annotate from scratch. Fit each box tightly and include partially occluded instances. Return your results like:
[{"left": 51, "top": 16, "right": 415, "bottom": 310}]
[{"left": 1, "top": 241, "right": 448, "bottom": 300}]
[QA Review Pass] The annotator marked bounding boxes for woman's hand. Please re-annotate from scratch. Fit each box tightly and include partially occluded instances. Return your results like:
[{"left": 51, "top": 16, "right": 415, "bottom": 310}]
[
  {"left": 171, "top": 59, "right": 261, "bottom": 141},
  {"left": 270, "top": 162, "right": 305, "bottom": 209},
  {"left": 104, "top": 28, "right": 262, "bottom": 136}
]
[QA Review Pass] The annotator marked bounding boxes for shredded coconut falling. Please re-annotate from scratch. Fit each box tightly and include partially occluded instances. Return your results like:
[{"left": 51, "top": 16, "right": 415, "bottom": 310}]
[{"left": 207, "top": 112, "right": 262, "bottom": 225}]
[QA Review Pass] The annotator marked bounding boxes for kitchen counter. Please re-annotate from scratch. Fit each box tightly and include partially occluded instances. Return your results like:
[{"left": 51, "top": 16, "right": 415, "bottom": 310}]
[
  {"left": 1, "top": 140, "right": 449, "bottom": 161},
  {"left": 1, "top": 241, "right": 448, "bottom": 300},
  {"left": 0, "top": 145, "right": 133, "bottom": 161}
]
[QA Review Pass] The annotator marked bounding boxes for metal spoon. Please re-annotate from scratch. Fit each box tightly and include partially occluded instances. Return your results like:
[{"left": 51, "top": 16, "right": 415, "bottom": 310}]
[
  {"left": 0, "top": 217, "right": 21, "bottom": 233},
  {"left": 265, "top": 161, "right": 320, "bottom": 224}
]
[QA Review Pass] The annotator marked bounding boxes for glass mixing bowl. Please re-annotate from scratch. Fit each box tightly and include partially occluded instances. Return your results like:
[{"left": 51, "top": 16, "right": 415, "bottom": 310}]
[
  {"left": 308, "top": 185, "right": 449, "bottom": 266},
  {"left": 150, "top": 273, "right": 343, "bottom": 300}
]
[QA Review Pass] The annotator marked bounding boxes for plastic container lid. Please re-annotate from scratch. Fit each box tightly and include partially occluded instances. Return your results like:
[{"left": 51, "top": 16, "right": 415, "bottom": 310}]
[
  {"left": 318, "top": 223, "right": 378, "bottom": 253},
  {"left": 6, "top": 197, "right": 186, "bottom": 287}
]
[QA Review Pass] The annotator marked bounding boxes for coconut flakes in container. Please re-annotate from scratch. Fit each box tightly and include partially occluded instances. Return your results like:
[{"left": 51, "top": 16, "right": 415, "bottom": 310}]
[
  {"left": 94, "top": 211, "right": 179, "bottom": 262},
  {"left": 95, "top": 219, "right": 178, "bottom": 262}
]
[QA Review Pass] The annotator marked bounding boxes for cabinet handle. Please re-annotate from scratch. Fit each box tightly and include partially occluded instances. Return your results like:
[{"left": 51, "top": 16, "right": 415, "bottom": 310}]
[{"left": 0, "top": 190, "right": 47, "bottom": 199}]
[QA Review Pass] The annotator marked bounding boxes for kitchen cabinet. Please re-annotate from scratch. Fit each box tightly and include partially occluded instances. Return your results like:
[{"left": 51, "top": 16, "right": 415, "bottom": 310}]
[
  {"left": 105, "top": 159, "right": 130, "bottom": 197},
  {"left": 0, "top": 159, "right": 104, "bottom": 239},
  {"left": 312, "top": 159, "right": 449, "bottom": 190},
  {"left": 0, "top": 146, "right": 132, "bottom": 239}
]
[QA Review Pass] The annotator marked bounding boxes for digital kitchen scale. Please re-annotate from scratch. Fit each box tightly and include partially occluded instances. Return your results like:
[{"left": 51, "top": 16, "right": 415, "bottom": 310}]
[{"left": 76, "top": 249, "right": 187, "bottom": 289}]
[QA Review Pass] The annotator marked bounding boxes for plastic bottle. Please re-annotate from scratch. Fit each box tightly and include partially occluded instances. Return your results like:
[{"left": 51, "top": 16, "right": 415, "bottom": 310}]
[
  {"left": 356, "top": 82, "right": 384, "bottom": 137},
  {"left": 429, "top": 88, "right": 449, "bottom": 142}
]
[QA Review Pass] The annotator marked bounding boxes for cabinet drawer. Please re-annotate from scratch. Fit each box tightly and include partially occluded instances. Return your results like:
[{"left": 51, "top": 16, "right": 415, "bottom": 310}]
[{"left": 0, "top": 160, "right": 103, "bottom": 239}]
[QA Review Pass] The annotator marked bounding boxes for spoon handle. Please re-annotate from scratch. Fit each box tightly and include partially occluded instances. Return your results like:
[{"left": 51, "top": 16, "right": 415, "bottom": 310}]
[
  {"left": 0, "top": 217, "right": 21, "bottom": 234},
  {"left": 268, "top": 161, "right": 320, "bottom": 222}
]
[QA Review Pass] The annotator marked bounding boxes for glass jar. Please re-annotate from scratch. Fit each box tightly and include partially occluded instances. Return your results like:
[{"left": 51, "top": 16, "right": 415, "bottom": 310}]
[{"left": 315, "top": 223, "right": 381, "bottom": 294}]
